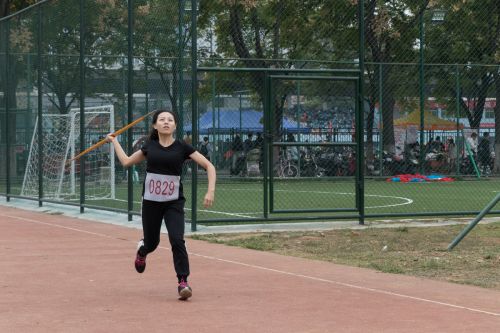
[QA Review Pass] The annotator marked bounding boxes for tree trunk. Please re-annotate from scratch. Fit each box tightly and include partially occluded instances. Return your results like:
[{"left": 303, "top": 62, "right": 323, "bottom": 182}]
[
  {"left": 467, "top": 73, "right": 490, "bottom": 129},
  {"left": 0, "top": 58, "right": 19, "bottom": 178},
  {"left": 0, "top": 0, "right": 9, "bottom": 17},
  {"left": 381, "top": 70, "right": 396, "bottom": 152},
  {"left": 365, "top": 99, "right": 375, "bottom": 163},
  {"left": 365, "top": 1, "right": 396, "bottom": 153},
  {"left": 364, "top": 63, "right": 379, "bottom": 166}
]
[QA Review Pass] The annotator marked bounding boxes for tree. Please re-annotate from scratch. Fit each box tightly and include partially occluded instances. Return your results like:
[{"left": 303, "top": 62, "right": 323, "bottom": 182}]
[
  {"left": 426, "top": 0, "right": 500, "bottom": 172},
  {"left": 0, "top": 0, "right": 36, "bottom": 111},
  {"left": 199, "top": 0, "right": 439, "bottom": 158},
  {"left": 428, "top": 0, "right": 500, "bottom": 129},
  {"left": 37, "top": 0, "right": 119, "bottom": 114},
  {"left": 132, "top": 0, "right": 186, "bottom": 115},
  {"left": 362, "top": 1, "right": 434, "bottom": 155},
  {"left": 198, "top": 0, "right": 361, "bottom": 147},
  {"left": 90, "top": 0, "right": 189, "bottom": 117},
  {"left": 0, "top": 0, "right": 36, "bottom": 178},
  {"left": 0, "top": 0, "right": 36, "bottom": 17}
]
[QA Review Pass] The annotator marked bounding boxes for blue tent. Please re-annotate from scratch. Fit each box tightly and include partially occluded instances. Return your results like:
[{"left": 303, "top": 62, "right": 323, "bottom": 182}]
[{"left": 184, "top": 109, "right": 305, "bottom": 133}]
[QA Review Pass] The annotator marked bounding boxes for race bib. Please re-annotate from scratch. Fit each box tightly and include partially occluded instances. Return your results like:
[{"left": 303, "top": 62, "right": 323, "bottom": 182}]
[{"left": 143, "top": 172, "right": 180, "bottom": 202}]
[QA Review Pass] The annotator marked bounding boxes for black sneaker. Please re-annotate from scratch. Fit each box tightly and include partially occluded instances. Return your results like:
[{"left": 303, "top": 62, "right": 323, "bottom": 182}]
[
  {"left": 178, "top": 279, "right": 192, "bottom": 300},
  {"left": 135, "top": 239, "right": 146, "bottom": 273}
]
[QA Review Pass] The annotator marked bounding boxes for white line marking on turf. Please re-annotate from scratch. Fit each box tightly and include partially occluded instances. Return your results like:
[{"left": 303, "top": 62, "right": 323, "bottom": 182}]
[
  {"left": 101, "top": 186, "right": 415, "bottom": 218},
  {"left": 223, "top": 188, "right": 413, "bottom": 209},
  {"left": 2, "top": 212, "right": 499, "bottom": 318},
  {"left": 186, "top": 208, "right": 257, "bottom": 219}
]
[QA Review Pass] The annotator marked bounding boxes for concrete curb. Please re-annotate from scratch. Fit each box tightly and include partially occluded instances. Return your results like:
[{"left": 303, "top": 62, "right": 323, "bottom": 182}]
[{"left": 1, "top": 195, "right": 499, "bottom": 235}]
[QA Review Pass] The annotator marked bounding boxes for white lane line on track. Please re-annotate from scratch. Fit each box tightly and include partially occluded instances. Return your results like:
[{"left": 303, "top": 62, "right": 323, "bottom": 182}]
[
  {"left": 2, "top": 212, "right": 499, "bottom": 318},
  {"left": 0, "top": 214, "right": 118, "bottom": 239},
  {"left": 190, "top": 252, "right": 500, "bottom": 317}
]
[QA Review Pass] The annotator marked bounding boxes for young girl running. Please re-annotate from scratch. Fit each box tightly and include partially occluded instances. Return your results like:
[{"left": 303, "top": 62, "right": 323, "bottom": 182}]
[{"left": 106, "top": 109, "right": 216, "bottom": 300}]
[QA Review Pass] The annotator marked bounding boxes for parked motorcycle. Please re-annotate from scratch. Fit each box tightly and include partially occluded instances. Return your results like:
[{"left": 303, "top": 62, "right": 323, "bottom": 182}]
[
  {"left": 382, "top": 150, "right": 406, "bottom": 175},
  {"left": 299, "top": 149, "right": 325, "bottom": 177},
  {"left": 315, "top": 146, "right": 354, "bottom": 177}
]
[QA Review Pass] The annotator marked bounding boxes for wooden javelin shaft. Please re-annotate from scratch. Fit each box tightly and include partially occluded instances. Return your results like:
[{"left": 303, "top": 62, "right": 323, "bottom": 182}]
[{"left": 68, "top": 110, "right": 155, "bottom": 163}]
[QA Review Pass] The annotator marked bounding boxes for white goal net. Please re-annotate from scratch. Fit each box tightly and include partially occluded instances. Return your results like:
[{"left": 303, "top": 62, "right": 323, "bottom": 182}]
[{"left": 21, "top": 105, "right": 116, "bottom": 200}]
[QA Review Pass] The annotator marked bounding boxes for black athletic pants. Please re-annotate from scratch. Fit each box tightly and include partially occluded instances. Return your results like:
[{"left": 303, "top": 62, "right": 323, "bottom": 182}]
[{"left": 140, "top": 199, "right": 189, "bottom": 282}]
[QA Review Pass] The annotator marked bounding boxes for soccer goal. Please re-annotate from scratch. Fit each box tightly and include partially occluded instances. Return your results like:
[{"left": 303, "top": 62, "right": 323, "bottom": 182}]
[{"left": 21, "top": 105, "right": 116, "bottom": 201}]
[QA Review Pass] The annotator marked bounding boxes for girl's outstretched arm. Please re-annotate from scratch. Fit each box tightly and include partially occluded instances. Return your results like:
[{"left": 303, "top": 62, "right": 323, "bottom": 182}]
[
  {"left": 106, "top": 134, "right": 145, "bottom": 167},
  {"left": 189, "top": 151, "right": 216, "bottom": 208}
]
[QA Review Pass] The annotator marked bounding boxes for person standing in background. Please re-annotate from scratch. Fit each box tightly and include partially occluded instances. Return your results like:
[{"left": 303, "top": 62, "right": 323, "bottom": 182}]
[
  {"left": 478, "top": 132, "right": 492, "bottom": 174},
  {"left": 200, "top": 136, "right": 212, "bottom": 161}
]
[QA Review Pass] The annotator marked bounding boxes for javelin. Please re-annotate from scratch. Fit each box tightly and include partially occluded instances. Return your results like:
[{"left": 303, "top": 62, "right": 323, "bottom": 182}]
[{"left": 67, "top": 110, "right": 155, "bottom": 164}]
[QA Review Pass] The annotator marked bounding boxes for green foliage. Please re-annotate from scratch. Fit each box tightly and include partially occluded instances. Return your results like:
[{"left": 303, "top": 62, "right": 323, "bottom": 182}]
[
  {"left": 2, "top": 0, "right": 500, "bottom": 151},
  {"left": 199, "top": 0, "right": 358, "bottom": 63},
  {"left": 1, "top": 0, "right": 37, "bottom": 18},
  {"left": 424, "top": 0, "right": 500, "bottom": 129}
]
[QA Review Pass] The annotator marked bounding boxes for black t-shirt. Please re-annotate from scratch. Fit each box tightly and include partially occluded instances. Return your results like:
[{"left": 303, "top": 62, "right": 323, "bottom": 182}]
[
  {"left": 140, "top": 139, "right": 195, "bottom": 202},
  {"left": 478, "top": 138, "right": 490, "bottom": 155}
]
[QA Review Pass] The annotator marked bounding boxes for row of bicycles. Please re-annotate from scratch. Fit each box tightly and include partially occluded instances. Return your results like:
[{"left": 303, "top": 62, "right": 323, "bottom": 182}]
[{"left": 274, "top": 147, "right": 356, "bottom": 178}]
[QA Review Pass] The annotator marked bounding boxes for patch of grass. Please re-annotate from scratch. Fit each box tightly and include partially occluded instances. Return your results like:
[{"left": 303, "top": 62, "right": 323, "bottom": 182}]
[
  {"left": 190, "top": 222, "right": 500, "bottom": 290},
  {"left": 395, "top": 226, "right": 409, "bottom": 232},
  {"left": 369, "top": 262, "right": 405, "bottom": 274}
]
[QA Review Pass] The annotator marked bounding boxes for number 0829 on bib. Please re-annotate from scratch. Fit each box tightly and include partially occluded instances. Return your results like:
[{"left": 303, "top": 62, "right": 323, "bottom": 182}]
[{"left": 143, "top": 172, "right": 180, "bottom": 202}]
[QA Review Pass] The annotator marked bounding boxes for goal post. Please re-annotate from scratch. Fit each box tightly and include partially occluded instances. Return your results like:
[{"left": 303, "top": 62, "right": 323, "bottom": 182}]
[{"left": 21, "top": 105, "right": 116, "bottom": 201}]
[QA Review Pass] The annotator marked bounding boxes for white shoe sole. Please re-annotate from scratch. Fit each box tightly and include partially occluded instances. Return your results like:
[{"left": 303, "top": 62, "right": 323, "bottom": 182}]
[{"left": 178, "top": 288, "right": 192, "bottom": 300}]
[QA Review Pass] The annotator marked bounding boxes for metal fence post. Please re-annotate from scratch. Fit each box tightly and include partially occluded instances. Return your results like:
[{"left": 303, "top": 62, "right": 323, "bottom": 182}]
[
  {"left": 127, "top": 0, "right": 134, "bottom": 221},
  {"left": 37, "top": 5, "right": 43, "bottom": 206},
  {"left": 191, "top": 0, "right": 198, "bottom": 232},
  {"left": 178, "top": 0, "right": 186, "bottom": 141},
  {"left": 419, "top": 11, "right": 425, "bottom": 173},
  {"left": 455, "top": 64, "right": 460, "bottom": 175},
  {"left": 79, "top": 0, "right": 86, "bottom": 213},
  {"left": 4, "top": 19, "right": 10, "bottom": 201},
  {"left": 357, "top": 0, "right": 365, "bottom": 225}
]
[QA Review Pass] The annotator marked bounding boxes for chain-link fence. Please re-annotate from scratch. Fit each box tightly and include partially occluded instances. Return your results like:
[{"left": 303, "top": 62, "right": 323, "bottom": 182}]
[
  {"left": 1, "top": 0, "right": 499, "bottom": 227},
  {"left": 0, "top": 0, "right": 193, "bottom": 219}
]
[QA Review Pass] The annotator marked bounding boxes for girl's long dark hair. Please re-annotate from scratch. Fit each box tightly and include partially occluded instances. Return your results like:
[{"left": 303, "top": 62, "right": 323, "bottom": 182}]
[{"left": 148, "top": 109, "right": 179, "bottom": 141}]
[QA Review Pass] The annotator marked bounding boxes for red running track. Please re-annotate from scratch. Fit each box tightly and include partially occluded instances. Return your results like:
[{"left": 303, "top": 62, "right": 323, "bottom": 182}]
[{"left": 1, "top": 205, "right": 499, "bottom": 333}]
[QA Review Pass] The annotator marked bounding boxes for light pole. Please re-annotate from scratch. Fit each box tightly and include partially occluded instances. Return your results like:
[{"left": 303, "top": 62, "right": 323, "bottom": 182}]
[{"left": 419, "top": 9, "right": 446, "bottom": 171}]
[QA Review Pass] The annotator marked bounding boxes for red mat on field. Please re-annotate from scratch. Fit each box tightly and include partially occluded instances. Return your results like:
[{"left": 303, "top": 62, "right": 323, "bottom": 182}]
[{"left": 387, "top": 173, "right": 454, "bottom": 183}]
